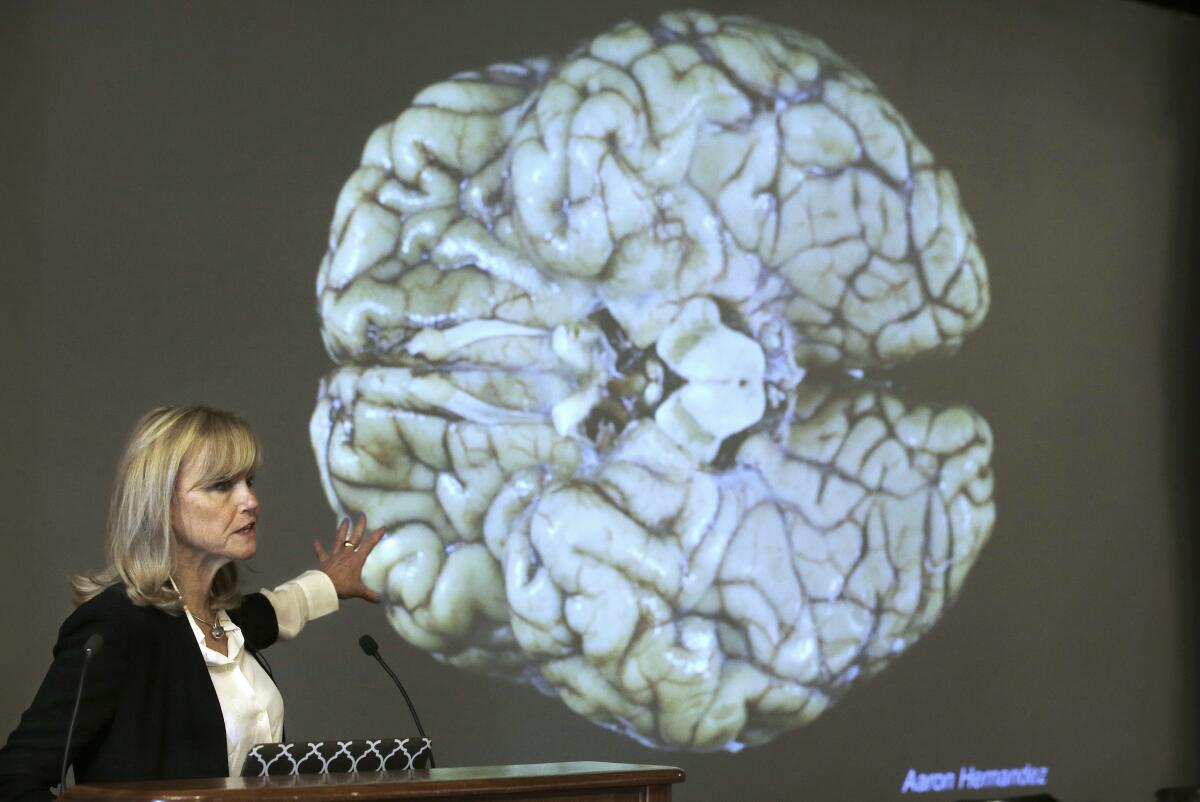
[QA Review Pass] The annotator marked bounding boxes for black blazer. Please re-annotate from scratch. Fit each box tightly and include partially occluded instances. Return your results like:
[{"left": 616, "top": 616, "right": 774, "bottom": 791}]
[{"left": 0, "top": 585, "right": 279, "bottom": 802}]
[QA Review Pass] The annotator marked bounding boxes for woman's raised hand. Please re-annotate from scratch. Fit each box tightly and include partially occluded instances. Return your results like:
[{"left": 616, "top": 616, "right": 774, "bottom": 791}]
[{"left": 314, "top": 515, "right": 386, "bottom": 602}]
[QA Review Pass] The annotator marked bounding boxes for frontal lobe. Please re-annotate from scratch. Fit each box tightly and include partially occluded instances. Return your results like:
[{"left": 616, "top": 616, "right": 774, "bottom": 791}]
[
  {"left": 312, "top": 10, "right": 994, "bottom": 749},
  {"left": 504, "top": 12, "right": 988, "bottom": 365}
]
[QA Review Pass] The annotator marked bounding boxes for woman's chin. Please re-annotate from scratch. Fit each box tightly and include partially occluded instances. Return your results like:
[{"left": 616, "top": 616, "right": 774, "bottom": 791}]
[{"left": 236, "top": 538, "right": 257, "bottom": 560}]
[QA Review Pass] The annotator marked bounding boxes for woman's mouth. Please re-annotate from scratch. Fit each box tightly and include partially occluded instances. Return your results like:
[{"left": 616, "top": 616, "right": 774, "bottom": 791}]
[{"left": 235, "top": 522, "right": 256, "bottom": 535}]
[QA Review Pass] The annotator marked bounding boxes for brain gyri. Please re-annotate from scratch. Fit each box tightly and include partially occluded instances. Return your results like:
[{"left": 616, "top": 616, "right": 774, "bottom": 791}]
[{"left": 311, "top": 10, "right": 993, "bottom": 750}]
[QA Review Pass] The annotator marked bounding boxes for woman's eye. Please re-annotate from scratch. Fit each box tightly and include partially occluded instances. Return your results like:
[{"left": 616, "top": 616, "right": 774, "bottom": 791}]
[
  {"left": 246, "top": 476, "right": 256, "bottom": 488},
  {"left": 212, "top": 480, "right": 233, "bottom": 492}
]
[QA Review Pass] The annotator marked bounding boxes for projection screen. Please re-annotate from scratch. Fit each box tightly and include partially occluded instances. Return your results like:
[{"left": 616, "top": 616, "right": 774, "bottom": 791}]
[{"left": 1, "top": 2, "right": 1197, "bottom": 800}]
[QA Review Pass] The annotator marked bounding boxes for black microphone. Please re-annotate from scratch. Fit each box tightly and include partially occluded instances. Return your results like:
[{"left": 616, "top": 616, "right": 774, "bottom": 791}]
[
  {"left": 358, "top": 634, "right": 435, "bottom": 768},
  {"left": 59, "top": 634, "right": 103, "bottom": 798}
]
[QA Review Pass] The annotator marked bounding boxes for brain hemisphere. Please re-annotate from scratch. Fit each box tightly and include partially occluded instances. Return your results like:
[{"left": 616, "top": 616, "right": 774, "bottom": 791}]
[{"left": 311, "top": 10, "right": 993, "bottom": 750}]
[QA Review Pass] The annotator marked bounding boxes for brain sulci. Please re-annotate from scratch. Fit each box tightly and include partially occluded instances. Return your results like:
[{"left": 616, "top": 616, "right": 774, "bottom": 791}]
[{"left": 310, "top": 10, "right": 994, "bottom": 751}]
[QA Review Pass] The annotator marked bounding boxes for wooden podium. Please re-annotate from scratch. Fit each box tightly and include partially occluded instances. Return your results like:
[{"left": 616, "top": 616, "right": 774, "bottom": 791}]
[{"left": 62, "top": 762, "right": 686, "bottom": 802}]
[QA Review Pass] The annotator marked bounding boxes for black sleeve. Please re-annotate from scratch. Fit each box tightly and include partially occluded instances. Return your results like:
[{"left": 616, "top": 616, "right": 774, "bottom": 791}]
[
  {"left": 0, "top": 595, "right": 130, "bottom": 802},
  {"left": 229, "top": 592, "right": 279, "bottom": 653}
]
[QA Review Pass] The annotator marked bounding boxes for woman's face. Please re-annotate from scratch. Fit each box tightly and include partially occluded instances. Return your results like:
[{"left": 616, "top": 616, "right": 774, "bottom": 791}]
[{"left": 170, "top": 455, "right": 259, "bottom": 566}]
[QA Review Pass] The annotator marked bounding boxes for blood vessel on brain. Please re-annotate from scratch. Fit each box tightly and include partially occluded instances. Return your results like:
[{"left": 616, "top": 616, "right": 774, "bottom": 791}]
[{"left": 311, "top": 11, "right": 993, "bottom": 751}]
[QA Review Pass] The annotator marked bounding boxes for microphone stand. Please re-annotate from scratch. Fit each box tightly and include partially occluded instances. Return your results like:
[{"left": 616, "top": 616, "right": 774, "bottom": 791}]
[
  {"left": 59, "top": 634, "right": 103, "bottom": 798},
  {"left": 359, "top": 635, "right": 435, "bottom": 768}
]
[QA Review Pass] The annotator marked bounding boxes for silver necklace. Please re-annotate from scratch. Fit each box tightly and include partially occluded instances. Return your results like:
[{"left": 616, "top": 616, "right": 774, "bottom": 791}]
[
  {"left": 189, "top": 609, "right": 226, "bottom": 640},
  {"left": 168, "top": 576, "right": 225, "bottom": 639}
]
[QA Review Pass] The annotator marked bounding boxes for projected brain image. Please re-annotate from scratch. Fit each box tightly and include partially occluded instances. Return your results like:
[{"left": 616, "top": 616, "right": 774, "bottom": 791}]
[{"left": 311, "top": 10, "right": 994, "bottom": 750}]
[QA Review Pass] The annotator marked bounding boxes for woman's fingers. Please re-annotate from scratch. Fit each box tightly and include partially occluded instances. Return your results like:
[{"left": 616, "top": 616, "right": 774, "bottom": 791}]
[
  {"left": 357, "top": 526, "right": 386, "bottom": 558},
  {"left": 339, "top": 515, "right": 363, "bottom": 548},
  {"left": 335, "top": 515, "right": 369, "bottom": 550},
  {"left": 317, "top": 515, "right": 387, "bottom": 602},
  {"left": 353, "top": 528, "right": 386, "bottom": 604}
]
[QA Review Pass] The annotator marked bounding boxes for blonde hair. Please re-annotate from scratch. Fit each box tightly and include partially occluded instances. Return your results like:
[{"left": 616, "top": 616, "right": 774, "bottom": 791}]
[{"left": 72, "top": 405, "right": 262, "bottom": 611}]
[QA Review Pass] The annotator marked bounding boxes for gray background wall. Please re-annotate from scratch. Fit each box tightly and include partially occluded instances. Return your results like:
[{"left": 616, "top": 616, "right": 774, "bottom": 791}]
[{"left": 2, "top": 2, "right": 1197, "bottom": 800}]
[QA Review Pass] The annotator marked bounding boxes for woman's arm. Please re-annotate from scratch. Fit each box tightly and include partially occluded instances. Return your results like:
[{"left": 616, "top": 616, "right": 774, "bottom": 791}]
[
  {"left": 258, "top": 571, "right": 338, "bottom": 641},
  {"left": 235, "top": 516, "right": 383, "bottom": 650}
]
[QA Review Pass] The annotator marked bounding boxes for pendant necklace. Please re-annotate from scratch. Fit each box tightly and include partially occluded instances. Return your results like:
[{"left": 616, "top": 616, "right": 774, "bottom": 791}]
[
  {"left": 169, "top": 576, "right": 226, "bottom": 639},
  {"left": 189, "top": 610, "right": 226, "bottom": 640}
]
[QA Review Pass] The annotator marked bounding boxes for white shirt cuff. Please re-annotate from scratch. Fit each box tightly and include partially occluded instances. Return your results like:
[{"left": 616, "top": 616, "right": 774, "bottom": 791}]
[{"left": 261, "top": 569, "right": 339, "bottom": 641}]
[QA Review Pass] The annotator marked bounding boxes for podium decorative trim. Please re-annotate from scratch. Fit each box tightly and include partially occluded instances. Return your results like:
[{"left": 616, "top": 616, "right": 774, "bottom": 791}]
[{"left": 241, "top": 737, "right": 433, "bottom": 776}]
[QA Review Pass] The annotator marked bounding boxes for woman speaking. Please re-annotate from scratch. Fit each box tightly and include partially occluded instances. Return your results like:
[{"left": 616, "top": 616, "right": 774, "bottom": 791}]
[{"left": 0, "top": 406, "right": 385, "bottom": 800}]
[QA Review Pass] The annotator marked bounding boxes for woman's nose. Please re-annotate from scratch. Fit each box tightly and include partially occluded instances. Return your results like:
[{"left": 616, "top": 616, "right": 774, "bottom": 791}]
[{"left": 239, "top": 482, "right": 259, "bottom": 511}]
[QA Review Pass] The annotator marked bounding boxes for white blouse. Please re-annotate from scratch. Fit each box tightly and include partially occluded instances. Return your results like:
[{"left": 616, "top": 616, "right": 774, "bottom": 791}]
[{"left": 182, "top": 570, "right": 339, "bottom": 776}]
